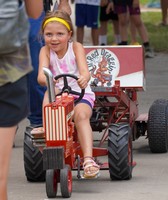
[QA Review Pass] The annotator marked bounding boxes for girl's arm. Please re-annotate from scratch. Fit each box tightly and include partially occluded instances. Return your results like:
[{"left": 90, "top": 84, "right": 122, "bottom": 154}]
[
  {"left": 73, "top": 42, "right": 91, "bottom": 89},
  {"left": 38, "top": 46, "right": 50, "bottom": 86},
  {"left": 25, "top": 0, "right": 43, "bottom": 19}
]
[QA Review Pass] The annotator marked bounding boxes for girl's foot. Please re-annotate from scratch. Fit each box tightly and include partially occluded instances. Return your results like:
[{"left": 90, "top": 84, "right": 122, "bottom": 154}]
[{"left": 83, "top": 157, "right": 100, "bottom": 178}]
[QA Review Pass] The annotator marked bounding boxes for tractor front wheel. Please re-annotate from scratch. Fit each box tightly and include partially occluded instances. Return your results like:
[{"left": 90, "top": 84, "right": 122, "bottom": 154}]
[
  {"left": 46, "top": 169, "right": 59, "bottom": 198},
  {"left": 60, "top": 165, "right": 72, "bottom": 198}
]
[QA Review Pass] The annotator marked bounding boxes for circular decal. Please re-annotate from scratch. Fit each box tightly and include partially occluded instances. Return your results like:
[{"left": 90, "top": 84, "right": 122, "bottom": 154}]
[{"left": 86, "top": 48, "right": 120, "bottom": 87}]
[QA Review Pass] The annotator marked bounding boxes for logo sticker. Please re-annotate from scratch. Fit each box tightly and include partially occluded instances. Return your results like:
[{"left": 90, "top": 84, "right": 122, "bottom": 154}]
[{"left": 86, "top": 48, "right": 120, "bottom": 88}]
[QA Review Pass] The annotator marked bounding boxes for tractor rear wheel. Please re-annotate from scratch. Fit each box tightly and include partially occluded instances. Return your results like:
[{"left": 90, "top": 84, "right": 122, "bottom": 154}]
[
  {"left": 148, "top": 100, "right": 168, "bottom": 153},
  {"left": 23, "top": 126, "right": 45, "bottom": 182},
  {"left": 108, "top": 123, "right": 133, "bottom": 180},
  {"left": 60, "top": 165, "right": 72, "bottom": 198}
]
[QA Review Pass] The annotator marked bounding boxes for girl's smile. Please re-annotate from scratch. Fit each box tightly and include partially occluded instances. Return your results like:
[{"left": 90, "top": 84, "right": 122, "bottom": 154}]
[{"left": 43, "top": 22, "right": 71, "bottom": 58}]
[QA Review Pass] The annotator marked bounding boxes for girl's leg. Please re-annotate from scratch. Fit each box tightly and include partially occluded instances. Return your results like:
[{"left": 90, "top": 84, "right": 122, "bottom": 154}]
[
  {"left": 74, "top": 103, "right": 93, "bottom": 157},
  {"left": 0, "top": 126, "right": 17, "bottom": 200},
  {"left": 73, "top": 103, "right": 99, "bottom": 176},
  {"left": 31, "top": 90, "right": 49, "bottom": 134}
]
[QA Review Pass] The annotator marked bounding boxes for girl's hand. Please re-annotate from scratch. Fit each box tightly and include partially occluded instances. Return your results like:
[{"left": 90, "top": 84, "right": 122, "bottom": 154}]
[
  {"left": 77, "top": 75, "right": 88, "bottom": 89},
  {"left": 53, "top": 77, "right": 59, "bottom": 84}
]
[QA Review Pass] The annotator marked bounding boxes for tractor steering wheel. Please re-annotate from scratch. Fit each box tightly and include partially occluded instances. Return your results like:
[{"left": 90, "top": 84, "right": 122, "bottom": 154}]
[{"left": 54, "top": 73, "right": 85, "bottom": 104}]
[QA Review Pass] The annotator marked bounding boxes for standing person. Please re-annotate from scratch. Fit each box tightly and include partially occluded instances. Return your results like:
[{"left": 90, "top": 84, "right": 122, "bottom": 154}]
[
  {"left": 100, "top": 0, "right": 121, "bottom": 45},
  {"left": 27, "top": 0, "right": 72, "bottom": 127},
  {"left": 108, "top": 0, "right": 154, "bottom": 58},
  {"left": 160, "top": 0, "right": 168, "bottom": 26},
  {"left": 72, "top": 0, "right": 101, "bottom": 45},
  {"left": 0, "top": 1, "right": 43, "bottom": 200},
  {"left": 28, "top": 12, "right": 46, "bottom": 126},
  {"left": 31, "top": 10, "right": 100, "bottom": 178}
]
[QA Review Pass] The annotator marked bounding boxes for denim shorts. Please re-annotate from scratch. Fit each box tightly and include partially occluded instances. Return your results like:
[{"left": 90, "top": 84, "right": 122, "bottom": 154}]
[
  {"left": 0, "top": 75, "right": 29, "bottom": 127},
  {"left": 75, "top": 4, "right": 100, "bottom": 28}
]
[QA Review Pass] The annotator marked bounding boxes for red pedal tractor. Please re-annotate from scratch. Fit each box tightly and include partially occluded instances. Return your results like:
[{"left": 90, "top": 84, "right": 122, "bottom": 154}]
[{"left": 24, "top": 46, "right": 147, "bottom": 198}]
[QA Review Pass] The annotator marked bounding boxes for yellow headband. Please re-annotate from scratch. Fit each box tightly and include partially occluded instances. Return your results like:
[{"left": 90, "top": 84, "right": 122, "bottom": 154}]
[{"left": 43, "top": 17, "right": 71, "bottom": 31}]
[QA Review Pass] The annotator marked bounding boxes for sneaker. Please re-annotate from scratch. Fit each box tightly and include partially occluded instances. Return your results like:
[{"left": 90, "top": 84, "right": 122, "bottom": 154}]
[{"left": 144, "top": 46, "right": 155, "bottom": 58}]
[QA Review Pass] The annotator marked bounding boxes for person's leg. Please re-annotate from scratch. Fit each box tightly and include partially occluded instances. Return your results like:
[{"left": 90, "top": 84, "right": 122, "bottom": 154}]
[
  {"left": 160, "top": 0, "right": 168, "bottom": 25},
  {"left": 73, "top": 102, "right": 100, "bottom": 177},
  {"left": 99, "top": 6, "right": 108, "bottom": 45},
  {"left": 0, "top": 126, "right": 16, "bottom": 200},
  {"left": 91, "top": 28, "right": 99, "bottom": 45},
  {"left": 75, "top": 4, "right": 86, "bottom": 44},
  {"left": 99, "top": 20, "right": 108, "bottom": 45},
  {"left": 76, "top": 27, "right": 85, "bottom": 44},
  {"left": 129, "top": 5, "right": 154, "bottom": 58},
  {"left": 130, "top": 14, "right": 148, "bottom": 43},
  {"left": 111, "top": 12, "right": 121, "bottom": 44},
  {"left": 118, "top": 12, "right": 129, "bottom": 44},
  {"left": 129, "top": 19, "right": 139, "bottom": 44},
  {"left": 0, "top": 76, "right": 29, "bottom": 200}
]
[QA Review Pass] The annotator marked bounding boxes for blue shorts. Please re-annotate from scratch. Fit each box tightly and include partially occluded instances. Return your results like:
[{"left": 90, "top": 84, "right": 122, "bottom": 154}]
[
  {"left": 75, "top": 99, "right": 93, "bottom": 109},
  {"left": 75, "top": 4, "right": 100, "bottom": 28}
]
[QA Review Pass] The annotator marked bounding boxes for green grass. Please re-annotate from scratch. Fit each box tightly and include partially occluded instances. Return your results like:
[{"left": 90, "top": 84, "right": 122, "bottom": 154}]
[{"left": 107, "top": 11, "right": 168, "bottom": 53}]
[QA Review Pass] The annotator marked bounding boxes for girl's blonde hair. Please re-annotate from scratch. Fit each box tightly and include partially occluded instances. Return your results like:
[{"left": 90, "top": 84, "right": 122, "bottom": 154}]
[{"left": 41, "top": 10, "right": 74, "bottom": 37}]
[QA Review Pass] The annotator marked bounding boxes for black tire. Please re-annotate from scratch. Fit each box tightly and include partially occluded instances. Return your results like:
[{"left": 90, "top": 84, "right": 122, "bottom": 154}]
[
  {"left": 24, "top": 126, "right": 45, "bottom": 182},
  {"left": 46, "top": 169, "right": 59, "bottom": 198},
  {"left": 108, "top": 123, "right": 133, "bottom": 180},
  {"left": 152, "top": 98, "right": 168, "bottom": 106},
  {"left": 148, "top": 101, "right": 168, "bottom": 153},
  {"left": 60, "top": 165, "right": 72, "bottom": 198}
]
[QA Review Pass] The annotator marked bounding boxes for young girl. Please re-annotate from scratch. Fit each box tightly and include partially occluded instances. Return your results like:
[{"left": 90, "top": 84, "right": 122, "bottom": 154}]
[{"left": 33, "top": 10, "right": 100, "bottom": 178}]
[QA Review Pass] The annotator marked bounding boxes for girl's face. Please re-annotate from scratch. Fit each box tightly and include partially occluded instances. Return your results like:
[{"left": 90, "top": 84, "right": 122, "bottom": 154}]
[{"left": 43, "top": 21, "right": 72, "bottom": 58}]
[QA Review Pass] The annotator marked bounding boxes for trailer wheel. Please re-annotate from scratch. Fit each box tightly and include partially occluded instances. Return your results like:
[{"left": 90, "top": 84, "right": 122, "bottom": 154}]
[
  {"left": 148, "top": 100, "right": 168, "bottom": 153},
  {"left": 24, "top": 126, "right": 45, "bottom": 182},
  {"left": 46, "top": 169, "right": 59, "bottom": 198},
  {"left": 152, "top": 98, "right": 168, "bottom": 105},
  {"left": 108, "top": 123, "right": 133, "bottom": 180},
  {"left": 60, "top": 165, "right": 72, "bottom": 198}
]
